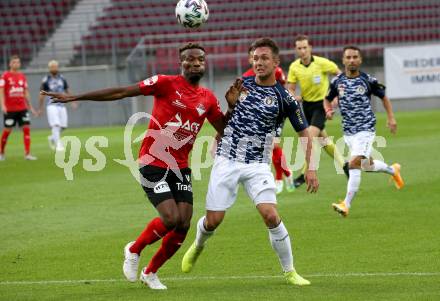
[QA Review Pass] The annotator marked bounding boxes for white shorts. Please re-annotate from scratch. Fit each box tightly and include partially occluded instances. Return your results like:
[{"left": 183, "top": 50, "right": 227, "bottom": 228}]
[
  {"left": 344, "top": 131, "right": 375, "bottom": 158},
  {"left": 47, "top": 105, "right": 68, "bottom": 128},
  {"left": 205, "top": 156, "right": 277, "bottom": 211}
]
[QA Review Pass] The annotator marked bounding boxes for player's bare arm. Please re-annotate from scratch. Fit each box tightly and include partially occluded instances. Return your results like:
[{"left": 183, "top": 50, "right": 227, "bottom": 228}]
[
  {"left": 381, "top": 96, "right": 397, "bottom": 134},
  {"left": 40, "top": 84, "right": 142, "bottom": 103},
  {"left": 37, "top": 91, "right": 45, "bottom": 116},
  {"left": 297, "top": 128, "right": 319, "bottom": 193},
  {"left": 0, "top": 87, "right": 6, "bottom": 113},
  {"left": 25, "top": 88, "right": 37, "bottom": 116},
  {"left": 323, "top": 97, "right": 335, "bottom": 120}
]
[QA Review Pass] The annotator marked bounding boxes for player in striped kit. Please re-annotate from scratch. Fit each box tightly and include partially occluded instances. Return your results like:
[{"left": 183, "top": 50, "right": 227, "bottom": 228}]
[
  {"left": 182, "top": 38, "right": 319, "bottom": 286},
  {"left": 324, "top": 46, "right": 404, "bottom": 217}
]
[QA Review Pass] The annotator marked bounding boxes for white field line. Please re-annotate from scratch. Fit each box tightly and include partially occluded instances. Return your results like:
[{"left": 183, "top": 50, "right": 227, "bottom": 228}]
[{"left": 0, "top": 272, "right": 439, "bottom": 286}]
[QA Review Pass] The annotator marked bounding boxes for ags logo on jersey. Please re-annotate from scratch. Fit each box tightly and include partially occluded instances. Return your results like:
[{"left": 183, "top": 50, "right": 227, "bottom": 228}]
[{"left": 165, "top": 113, "right": 200, "bottom": 133}]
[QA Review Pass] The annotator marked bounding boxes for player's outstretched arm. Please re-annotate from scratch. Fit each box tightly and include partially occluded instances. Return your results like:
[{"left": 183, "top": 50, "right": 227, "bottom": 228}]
[
  {"left": 40, "top": 84, "right": 142, "bottom": 103},
  {"left": 297, "top": 128, "right": 319, "bottom": 193},
  {"left": 381, "top": 96, "right": 397, "bottom": 134}
]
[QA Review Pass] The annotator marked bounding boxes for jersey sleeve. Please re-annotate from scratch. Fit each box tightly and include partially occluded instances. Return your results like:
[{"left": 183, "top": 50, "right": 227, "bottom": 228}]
[
  {"left": 321, "top": 57, "right": 339, "bottom": 74},
  {"left": 138, "top": 75, "right": 167, "bottom": 96},
  {"left": 369, "top": 76, "right": 386, "bottom": 99},
  {"left": 283, "top": 94, "right": 308, "bottom": 132},
  {"left": 63, "top": 77, "right": 69, "bottom": 90},
  {"left": 206, "top": 91, "right": 224, "bottom": 123},
  {"left": 40, "top": 76, "right": 49, "bottom": 91},
  {"left": 326, "top": 77, "right": 339, "bottom": 101},
  {"left": 287, "top": 63, "right": 298, "bottom": 83}
]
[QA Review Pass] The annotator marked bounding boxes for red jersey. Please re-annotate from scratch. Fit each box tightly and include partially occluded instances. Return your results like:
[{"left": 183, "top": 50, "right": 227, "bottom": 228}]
[
  {"left": 242, "top": 67, "right": 287, "bottom": 85},
  {"left": 138, "top": 75, "right": 223, "bottom": 169},
  {"left": 0, "top": 71, "right": 28, "bottom": 112}
]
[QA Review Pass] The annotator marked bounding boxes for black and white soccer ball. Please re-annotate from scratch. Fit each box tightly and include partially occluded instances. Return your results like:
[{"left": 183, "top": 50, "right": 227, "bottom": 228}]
[{"left": 175, "top": 0, "right": 209, "bottom": 29}]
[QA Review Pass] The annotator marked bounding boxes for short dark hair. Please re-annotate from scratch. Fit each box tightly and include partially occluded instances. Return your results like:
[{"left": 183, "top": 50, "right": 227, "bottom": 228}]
[
  {"left": 9, "top": 55, "right": 20, "bottom": 62},
  {"left": 179, "top": 42, "right": 205, "bottom": 56},
  {"left": 250, "top": 38, "right": 280, "bottom": 56},
  {"left": 343, "top": 45, "right": 362, "bottom": 57},
  {"left": 294, "top": 34, "right": 310, "bottom": 45}
]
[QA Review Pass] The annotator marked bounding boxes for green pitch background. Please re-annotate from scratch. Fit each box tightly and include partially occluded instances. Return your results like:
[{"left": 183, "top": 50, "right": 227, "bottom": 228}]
[{"left": 1, "top": 110, "right": 439, "bottom": 301}]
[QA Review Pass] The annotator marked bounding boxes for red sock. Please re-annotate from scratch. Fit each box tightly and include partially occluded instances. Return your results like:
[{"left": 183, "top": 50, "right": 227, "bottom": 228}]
[
  {"left": 22, "top": 126, "right": 31, "bottom": 155},
  {"left": 280, "top": 151, "right": 291, "bottom": 177},
  {"left": 145, "top": 230, "right": 188, "bottom": 274},
  {"left": 272, "top": 145, "right": 284, "bottom": 180},
  {"left": 1, "top": 129, "right": 11, "bottom": 154},
  {"left": 129, "top": 217, "right": 170, "bottom": 255}
]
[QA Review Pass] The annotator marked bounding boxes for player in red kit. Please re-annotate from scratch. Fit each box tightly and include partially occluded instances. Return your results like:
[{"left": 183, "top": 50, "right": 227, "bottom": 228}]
[
  {"left": 243, "top": 46, "right": 295, "bottom": 194},
  {"left": 0, "top": 55, "right": 37, "bottom": 160},
  {"left": 41, "top": 43, "right": 236, "bottom": 290}
]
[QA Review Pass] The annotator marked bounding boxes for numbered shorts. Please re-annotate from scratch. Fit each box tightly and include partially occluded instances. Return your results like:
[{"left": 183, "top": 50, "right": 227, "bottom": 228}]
[
  {"left": 47, "top": 104, "right": 68, "bottom": 128},
  {"left": 206, "top": 156, "right": 277, "bottom": 211},
  {"left": 302, "top": 100, "right": 326, "bottom": 130},
  {"left": 139, "top": 165, "right": 193, "bottom": 207},
  {"left": 3, "top": 110, "right": 30, "bottom": 128},
  {"left": 344, "top": 131, "right": 376, "bottom": 158}
]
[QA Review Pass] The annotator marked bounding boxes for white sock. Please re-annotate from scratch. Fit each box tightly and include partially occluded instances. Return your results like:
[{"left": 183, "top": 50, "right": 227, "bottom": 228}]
[
  {"left": 51, "top": 126, "right": 61, "bottom": 145},
  {"left": 344, "top": 169, "right": 361, "bottom": 208},
  {"left": 268, "top": 221, "right": 294, "bottom": 273},
  {"left": 372, "top": 160, "right": 394, "bottom": 175},
  {"left": 195, "top": 216, "right": 214, "bottom": 248}
]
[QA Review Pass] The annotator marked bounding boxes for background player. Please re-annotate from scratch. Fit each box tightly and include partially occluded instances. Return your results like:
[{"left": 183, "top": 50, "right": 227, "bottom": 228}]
[
  {"left": 243, "top": 45, "right": 295, "bottom": 194},
  {"left": 182, "top": 38, "right": 319, "bottom": 286},
  {"left": 38, "top": 60, "right": 75, "bottom": 151},
  {"left": 287, "top": 35, "right": 347, "bottom": 187},
  {"left": 324, "top": 46, "right": 404, "bottom": 217},
  {"left": 0, "top": 55, "right": 37, "bottom": 161},
  {"left": 41, "top": 43, "right": 234, "bottom": 289}
]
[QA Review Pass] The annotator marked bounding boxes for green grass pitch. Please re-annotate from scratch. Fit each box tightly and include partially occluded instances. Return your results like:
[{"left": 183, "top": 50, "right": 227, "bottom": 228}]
[{"left": 1, "top": 110, "right": 439, "bottom": 301}]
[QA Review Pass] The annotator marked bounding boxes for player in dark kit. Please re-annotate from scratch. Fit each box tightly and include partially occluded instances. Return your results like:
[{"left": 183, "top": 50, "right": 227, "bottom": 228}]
[
  {"left": 41, "top": 43, "right": 235, "bottom": 290},
  {"left": 243, "top": 46, "right": 295, "bottom": 194},
  {"left": 0, "top": 55, "right": 38, "bottom": 161}
]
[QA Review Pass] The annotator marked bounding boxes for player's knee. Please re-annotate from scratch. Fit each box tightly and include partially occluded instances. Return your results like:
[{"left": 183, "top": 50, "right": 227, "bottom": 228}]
[
  {"left": 160, "top": 211, "right": 179, "bottom": 229},
  {"left": 175, "top": 217, "right": 191, "bottom": 232},
  {"left": 260, "top": 209, "right": 280, "bottom": 228},
  {"left": 205, "top": 214, "right": 223, "bottom": 231},
  {"left": 349, "top": 157, "right": 363, "bottom": 169}
]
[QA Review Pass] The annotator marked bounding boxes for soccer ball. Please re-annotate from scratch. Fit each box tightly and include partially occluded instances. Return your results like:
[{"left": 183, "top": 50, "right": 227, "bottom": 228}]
[{"left": 175, "top": 0, "right": 209, "bottom": 29}]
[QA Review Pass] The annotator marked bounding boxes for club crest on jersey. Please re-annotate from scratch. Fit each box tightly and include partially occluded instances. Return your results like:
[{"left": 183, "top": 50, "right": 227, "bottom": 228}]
[
  {"left": 143, "top": 75, "right": 158, "bottom": 86},
  {"left": 196, "top": 104, "right": 206, "bottom": 116},
  {"left": 264, "top": 96, "right": 276, "bottom": 106},
  {"left": 18, "top": 80, "right": 24, "bottom": 86},
  {"left": 356, "top": 86, "right": 366, "bottom": 94}
]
